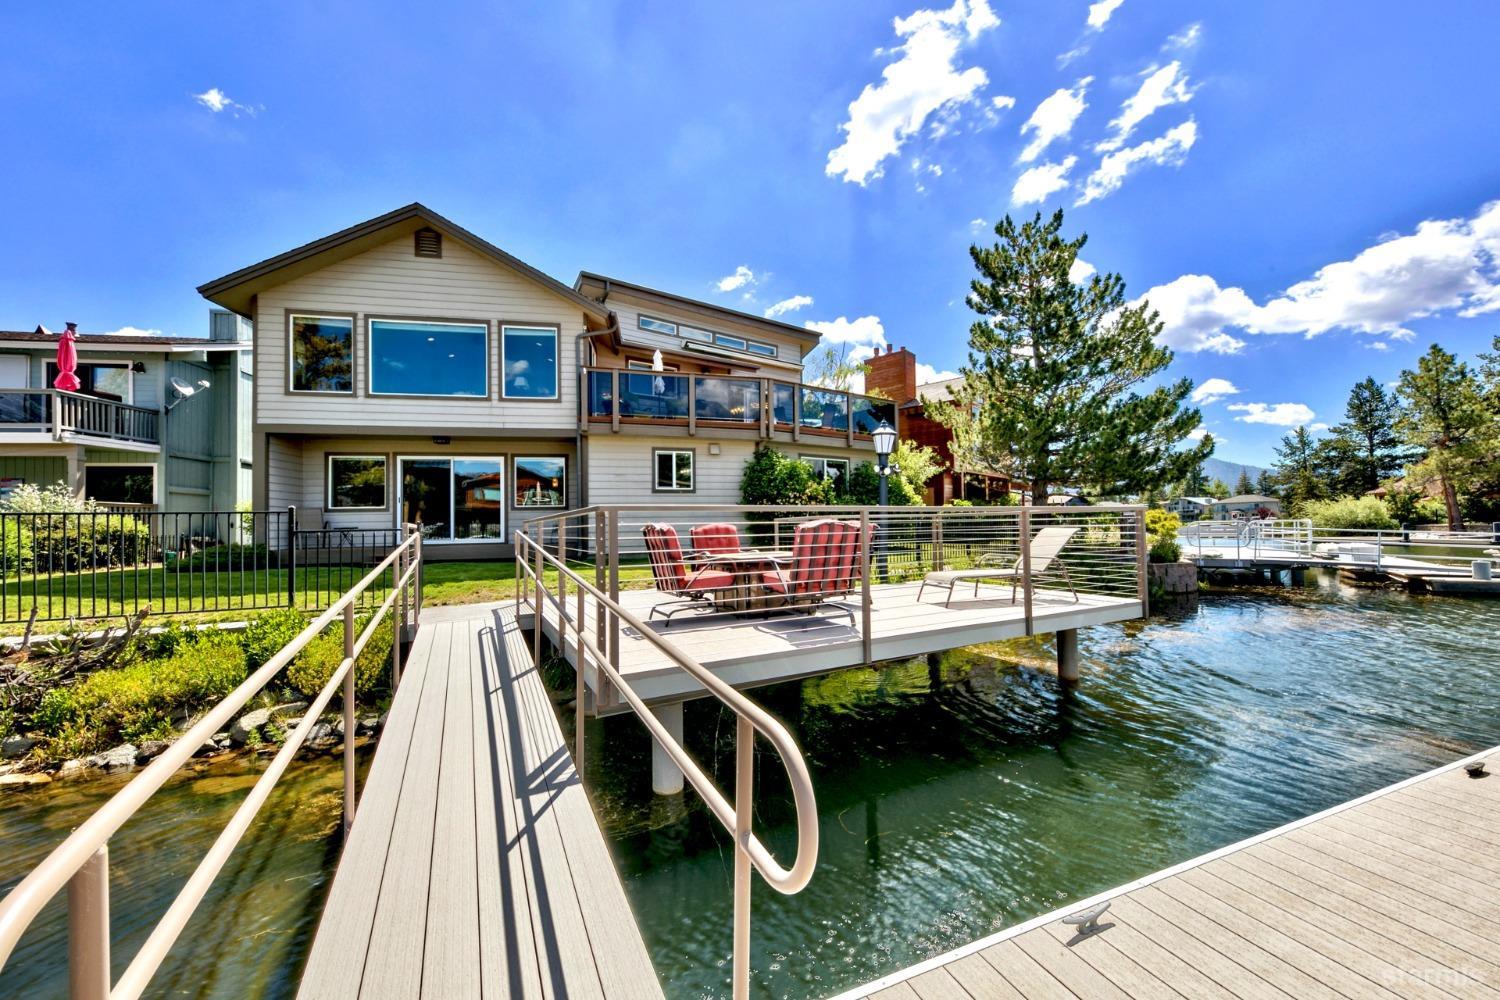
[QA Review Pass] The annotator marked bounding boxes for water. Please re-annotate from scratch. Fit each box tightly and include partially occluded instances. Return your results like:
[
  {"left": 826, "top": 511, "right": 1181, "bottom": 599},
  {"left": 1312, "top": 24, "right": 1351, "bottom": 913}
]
[{"left": 578, "top": 577, "right": 1500, "bottom": 999}]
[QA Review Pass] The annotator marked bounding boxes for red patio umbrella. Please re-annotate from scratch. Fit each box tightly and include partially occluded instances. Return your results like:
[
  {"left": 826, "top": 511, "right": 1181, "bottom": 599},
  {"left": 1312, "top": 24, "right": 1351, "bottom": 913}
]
[{"left": 52, "top": 322, "right": 81, "bottom": 391}]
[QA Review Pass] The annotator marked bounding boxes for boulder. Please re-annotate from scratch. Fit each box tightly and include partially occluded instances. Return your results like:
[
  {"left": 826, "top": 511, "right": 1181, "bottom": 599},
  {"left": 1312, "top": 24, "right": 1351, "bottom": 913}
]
[
  {"left": 271, "top": 701, "right": 310, "bottom": 720},
  {"left": 3, "top": 736, "right": 36, "bottom": 759},
  {"left": 306, "top": 722, "right": 337, "bottom": 746},
  {"left": 58, "top": 758, "right": 88, "bottom": 775},
  {"left": 229, "top": 709, "right": 272, "bottom": 745},
  {"left": 135, "top": 740, "right": 172, "bottom": 763},
  {"left": 89, "top": 744, "right": 139, "bottom": 771},
  {"left": 357, "top": 716, "right": 379, "bottom": 735},
  {"left": 0, "top": 772, "right": 52, "bottom": 788}
]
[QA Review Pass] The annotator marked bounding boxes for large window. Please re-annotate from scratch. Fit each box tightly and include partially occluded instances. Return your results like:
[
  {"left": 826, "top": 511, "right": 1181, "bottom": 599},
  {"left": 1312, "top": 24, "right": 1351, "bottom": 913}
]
[
  {"left": 502, "top": 326, "right": 559, "bottom": 399},
  {"left": 803, "top": 456, "right": 849, "bottom": 492},
  {"left": 513, "top": 456, "right": 566, "bottom": 507},
  {"left": 653, "top": 449, "right": 694, "bottom": 492},
  {"left": 327, "top": 455, "right": 387, "bottom": 509},
  {"left": 289, "top": 315, "right": 353, "bottom": 393},
  {"left": 85, "top": 464, "right": 155, "bottom": 505},
  {"left": 399, "top": 457, "right": 504, "bottom": 541},
  {"left": 45, "top": 362, "right": 132, "bottom": 402},
  {"left": 369, "top": 319, "right": 487, "bottom": 397}
]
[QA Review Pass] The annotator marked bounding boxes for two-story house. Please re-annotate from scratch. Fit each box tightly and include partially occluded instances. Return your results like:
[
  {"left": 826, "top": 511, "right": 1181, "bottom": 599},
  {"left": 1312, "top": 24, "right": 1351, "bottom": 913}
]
[
  {"left": 197, "top": 204, "right": 892, "bottom": 559},
  {"left": 0, "top": 313, "right": 252, "bottom": 509}
]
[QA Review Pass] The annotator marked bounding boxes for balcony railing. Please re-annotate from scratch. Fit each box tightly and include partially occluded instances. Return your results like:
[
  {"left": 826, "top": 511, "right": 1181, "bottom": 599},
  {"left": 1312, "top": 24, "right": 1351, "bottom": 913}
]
[
  {"left": 583, "top": 368, "right": 895, "bottom": 444},
  {"left": 0, "top": 388, "right": 160, "bottom": 445}
]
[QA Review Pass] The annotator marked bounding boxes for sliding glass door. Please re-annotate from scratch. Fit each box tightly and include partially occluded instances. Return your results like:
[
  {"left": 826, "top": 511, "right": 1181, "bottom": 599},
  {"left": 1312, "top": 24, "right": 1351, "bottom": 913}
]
[{"left": 398, "top": 457, "right": 505, "bottom": 541}]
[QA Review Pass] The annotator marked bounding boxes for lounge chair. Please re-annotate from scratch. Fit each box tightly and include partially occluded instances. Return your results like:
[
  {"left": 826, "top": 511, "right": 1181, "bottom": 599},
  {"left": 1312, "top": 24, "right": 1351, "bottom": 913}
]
[
  {"left": 761, "top": 518, "right": 864, "bottom": 624},
  {"left": 689, "top": 522, "right": 741, "bottom": 556},
  {"left": 641, "top": 523, "right": 735, "bottom": 623},
  {"left": 917, "top": 525, "right": 1080, "bottom": 607}
]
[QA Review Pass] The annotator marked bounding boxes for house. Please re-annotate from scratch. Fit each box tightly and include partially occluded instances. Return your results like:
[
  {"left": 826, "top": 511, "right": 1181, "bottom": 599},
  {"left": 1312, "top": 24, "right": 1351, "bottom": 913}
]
[
  {"left": 0, "top": 313, "right": 252, "bottom": 509},
  {"left": 1166, "top": 496, "right": 1218, "bottom": 521},
  {"left": 1208, "top": 494, "right": 1281, "bottom": 520},
  {"left": 864, "top": 345, "right": 1021, "bottom": 504},
  {"left": 197, "top": 203, "right": 891, "bottom": 559}
]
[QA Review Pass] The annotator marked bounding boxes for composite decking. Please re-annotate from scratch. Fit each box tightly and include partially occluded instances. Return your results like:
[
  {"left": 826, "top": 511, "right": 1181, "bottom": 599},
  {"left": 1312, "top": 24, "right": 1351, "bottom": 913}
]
[
  {"left": 298, "top": 604, "right": 662, "bottom": 1000},
  {"left": 529, "top": 581, "right": 1142, "bottom": 708},
  {"left": 838, "top": 747, "right": 1500, "bottom": 999}
]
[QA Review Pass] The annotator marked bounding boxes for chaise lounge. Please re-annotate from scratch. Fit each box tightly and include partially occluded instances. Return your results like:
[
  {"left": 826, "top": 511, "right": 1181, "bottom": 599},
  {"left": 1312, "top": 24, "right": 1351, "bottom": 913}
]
[{"left": 917, "top": 525, "right": 1080, "bottom": 607}]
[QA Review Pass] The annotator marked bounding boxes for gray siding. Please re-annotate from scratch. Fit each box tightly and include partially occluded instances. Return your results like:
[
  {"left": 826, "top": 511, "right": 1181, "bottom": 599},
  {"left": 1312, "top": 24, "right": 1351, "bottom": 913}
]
[
  {"left": 0, "top": 456, "right": 67, "bottom": 489},
  {"left": 583, "top": 436, "right": 869, "bottom": 506},
  {"left": 605, "top": 288, "right": 807, "bottom": 370}
]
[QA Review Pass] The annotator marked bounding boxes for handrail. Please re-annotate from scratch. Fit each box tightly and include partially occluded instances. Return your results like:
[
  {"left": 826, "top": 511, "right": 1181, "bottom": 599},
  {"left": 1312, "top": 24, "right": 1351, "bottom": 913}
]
[
  {"left": 0, "top": 526, "right": 422, "bottom": 999},
  {"left": 0, "top": 387, "right": 159, "bottom": 444},
  {"left": 515, "top": 529, "right": 818, "bottom": 999}
]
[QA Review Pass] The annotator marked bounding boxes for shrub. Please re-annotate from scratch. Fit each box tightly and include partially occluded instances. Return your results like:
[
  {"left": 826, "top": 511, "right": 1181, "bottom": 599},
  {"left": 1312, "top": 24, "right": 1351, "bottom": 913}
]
[
  {"left": 739, "top": 446, "right": 835, "bottom": 506},
  {"left": 843, "top": 461, "right": 918, "bottom": 506},
  {"left": 946, "top": 498, "right": 974, "bottom": 507},
  {"left": 1301, "top": 496, "right": 1398, "bottom": 530},
  {"left": 1144, "top": 509, "right": 1182, "bottom": 563},
  {"left": 286, "top": 615, "right": 392, "bottom": 701},
  {"left": 242, "top": 607, "right": 309, "bottom": 670}
]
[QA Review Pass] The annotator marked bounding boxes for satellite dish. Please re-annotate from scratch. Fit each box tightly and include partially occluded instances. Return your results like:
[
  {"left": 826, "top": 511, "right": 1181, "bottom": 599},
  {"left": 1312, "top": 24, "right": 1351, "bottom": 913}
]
[{"left": 169, "top": 376, "right": 197, "bottom": 398}]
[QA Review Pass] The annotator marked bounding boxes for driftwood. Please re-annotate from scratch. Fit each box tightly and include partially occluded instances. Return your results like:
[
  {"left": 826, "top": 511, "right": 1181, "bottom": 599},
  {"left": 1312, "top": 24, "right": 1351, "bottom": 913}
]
[{"left": 1, "top": 607, "right": 152, "bottom": 717}]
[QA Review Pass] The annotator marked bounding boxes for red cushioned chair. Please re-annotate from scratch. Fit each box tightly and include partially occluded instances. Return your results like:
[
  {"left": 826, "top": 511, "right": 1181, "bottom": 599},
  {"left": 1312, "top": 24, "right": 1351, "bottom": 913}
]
[
  {"left": 689, "top": 522, "right": 742, "bottom": 556},
  {"left": 642, "top": 523, "right": 735, "bottom": 623},
  {"left": 761, "top": 518, "right": 865, "bottom": 624}
]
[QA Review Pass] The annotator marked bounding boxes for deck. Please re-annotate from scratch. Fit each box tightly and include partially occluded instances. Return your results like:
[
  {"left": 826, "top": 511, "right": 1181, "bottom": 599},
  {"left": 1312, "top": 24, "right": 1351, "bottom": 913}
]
[
  {"left": 529, "top": 581, "right": 1142, "bottom": 709},
  {"left": 838, "top": 746, "right": 1500, "bottom": 999},
  {"left": 298, "top": 604, "right": 662, "bottom": 1000}
]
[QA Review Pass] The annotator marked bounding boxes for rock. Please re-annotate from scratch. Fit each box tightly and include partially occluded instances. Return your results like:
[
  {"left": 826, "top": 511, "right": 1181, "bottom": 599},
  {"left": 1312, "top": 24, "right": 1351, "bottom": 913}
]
[
  {"left": 229, "top": 709, "right": 272, "bottom": 745},
  {"left": 3, "top": 736, "right": 36, "bottom": 759},
  {"left": 59, "top": 758, "right": 88, "bottom": 775},
  {"left": 357, "top": 715, "right": 379, "bottom": 735},
  {"left": 0, "top": 772, "right": 52, "bottom": 788},
  {"left": 271, "top": 701, "right": 310, "bottom": 720},
  {"left": 135, "top": 740, "right": 172, "bottom": 763},
  {"left": 194, "top": 739, "right": 219, "bottom": 758},
  {"left": 306, "top": 722, "right": 336, "bottom": 745},
  {"left": 88, "top": 744, "right": 138, "bottom": 771}
]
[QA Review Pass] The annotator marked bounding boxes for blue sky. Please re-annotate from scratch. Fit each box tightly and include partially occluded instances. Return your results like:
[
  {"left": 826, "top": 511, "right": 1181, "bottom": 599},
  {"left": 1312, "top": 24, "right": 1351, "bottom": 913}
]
[{"left": 4, "top": 1, "right": 1499, "bottom": 467}]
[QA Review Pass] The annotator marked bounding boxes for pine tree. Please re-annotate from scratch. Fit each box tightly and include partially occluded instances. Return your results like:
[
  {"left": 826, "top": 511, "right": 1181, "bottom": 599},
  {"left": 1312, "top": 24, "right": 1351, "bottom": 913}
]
[
  {"left": 1255, "top": 469, "right": 1274, "bottom": 496},
  {"left": 1272, "top": 426, "right": 1324, "bottom": 511},
  {"left": 1396, "top": 344, "right": 1490, "bottom": 529},
  {"left": 1235, "top": 467, "right": 1254, "bottom": 495},
  {"left": 1323, "top": 376, "right": 1405, "bottom": 494},
  {"left": 949, "top": 210, "right": 1212, "bottom": 504},
  {"left": 1210, "top": 477, "right": 1230, "bottom": 498}
]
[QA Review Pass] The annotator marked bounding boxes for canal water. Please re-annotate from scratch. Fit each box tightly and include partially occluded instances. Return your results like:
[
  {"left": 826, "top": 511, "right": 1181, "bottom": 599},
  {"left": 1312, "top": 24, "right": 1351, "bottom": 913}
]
[{"left": 0, "top": 577, "right": 1495, "bottom": 998}]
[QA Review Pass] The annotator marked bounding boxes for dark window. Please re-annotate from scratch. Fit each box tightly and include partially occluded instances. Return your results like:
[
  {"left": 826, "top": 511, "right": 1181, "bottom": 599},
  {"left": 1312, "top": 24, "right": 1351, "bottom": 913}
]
[
  {"left": 290, "top": 315, "right": 353, "bottom": 393},
  {"left": 85, "top": 465, "right": 154, "bottom": 505},
  {"left": 327, "top": 455, "right": 387, "bottom": 509},
  {"left": 654, "top": 450, "right": 694, "bottom": 491},
  {"left": 514, "top": 457, "right": 566, "bottom": 507},
  {"left": 370, "top": 320, "right": 487, "bottom": 396},
  {"left": 45, "top": 362, "right": 131, "bottom": 402}
]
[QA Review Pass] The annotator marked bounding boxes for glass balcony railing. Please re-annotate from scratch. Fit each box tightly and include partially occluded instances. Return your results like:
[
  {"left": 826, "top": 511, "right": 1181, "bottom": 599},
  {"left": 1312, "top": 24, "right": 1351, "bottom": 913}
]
[
  {"left": 694, "top": 377, "right": 762, "bottom": 425},
  {"left": 851, "top": 394, "right": 896, "bottom": 435},
  {"left": 587, "top": 370, "right": 689, "bottom": 421},
  {"left": 798, "top": 387, "right": 848, "bottom": 433}
]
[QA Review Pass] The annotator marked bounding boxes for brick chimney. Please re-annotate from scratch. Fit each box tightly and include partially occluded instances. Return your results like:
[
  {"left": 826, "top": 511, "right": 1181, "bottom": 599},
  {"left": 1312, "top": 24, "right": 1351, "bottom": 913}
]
[{"left": 865, "top": 344, "right": 917, "bottom": 404}]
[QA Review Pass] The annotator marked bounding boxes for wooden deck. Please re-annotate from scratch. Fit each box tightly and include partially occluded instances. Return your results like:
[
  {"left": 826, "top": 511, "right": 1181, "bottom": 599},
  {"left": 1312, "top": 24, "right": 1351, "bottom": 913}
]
[
  {"left": 298, "top": 605, "right": 663, "bottom": 1000},
  {"left": 838, "top": 747, "right": 1500, "bottom": 999},
  {"left": 531, "top": 581, "right": 1142, "bottom": 709}
]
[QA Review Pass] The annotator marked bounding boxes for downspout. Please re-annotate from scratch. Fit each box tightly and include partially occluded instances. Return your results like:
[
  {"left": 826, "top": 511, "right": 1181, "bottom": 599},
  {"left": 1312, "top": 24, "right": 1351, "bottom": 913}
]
[{"left": 575, "top": 282, "right": 616, "bottom": 510}]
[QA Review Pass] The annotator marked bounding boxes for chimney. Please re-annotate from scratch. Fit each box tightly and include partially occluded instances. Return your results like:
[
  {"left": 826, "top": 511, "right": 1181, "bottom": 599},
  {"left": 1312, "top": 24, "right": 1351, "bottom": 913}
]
[{"left": 866, "top": 344, "right": 917, "bottom": 404}]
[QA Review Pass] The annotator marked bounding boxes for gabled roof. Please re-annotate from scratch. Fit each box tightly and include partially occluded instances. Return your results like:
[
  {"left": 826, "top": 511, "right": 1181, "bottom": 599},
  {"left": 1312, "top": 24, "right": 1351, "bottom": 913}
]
[
  {"left": 1214, "top": 494, "right": 1279, "bottom": 504},
  {"left": 0, "top": 330, "right": 246, "bottom": 353},
  {"left": 575, "top": 271, "right": 821, "bottom": 345},
  {"left": 198, "top": 203, "right": 612, "bottom": 323}
]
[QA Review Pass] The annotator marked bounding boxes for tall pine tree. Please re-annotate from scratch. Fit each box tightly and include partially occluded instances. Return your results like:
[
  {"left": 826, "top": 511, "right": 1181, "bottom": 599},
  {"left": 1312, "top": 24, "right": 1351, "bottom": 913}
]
[
  {"left": 1235, "top": 467, "right": 1255, "bottom": 495},
  {"left": 1273, "top": 426, "right": 1324, "bottom": 511},
  {"left": 950, "top": 210, "right": 1211, "bottom": 504},
  {"left": 1324, "top": 376, "right": 1405, "bottom": 494},
  {"left": 1396, "top": 344, "right": 1489, "bottom": 529}
]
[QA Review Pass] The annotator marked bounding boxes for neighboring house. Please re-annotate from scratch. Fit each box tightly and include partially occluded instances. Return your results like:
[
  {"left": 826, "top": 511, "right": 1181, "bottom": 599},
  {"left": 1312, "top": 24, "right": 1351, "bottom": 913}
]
[
  {"left": 1045, "top": 494, "right": 1089, "bottom": 507},
  {"left": 864, "top": 346, "right": 1021, "bottom": 504},
  {"left": 1166, "top": 496, "right": 1218, "bottom": 521},
  {"left": 1208, "top": 494, "right": 1281, "bottom": 520},
  {"left": 197, "top": 203, "right": 891, "bottom": 559},
  {"left": 0, "top": 313, "right": 252, "bottom": 509}
]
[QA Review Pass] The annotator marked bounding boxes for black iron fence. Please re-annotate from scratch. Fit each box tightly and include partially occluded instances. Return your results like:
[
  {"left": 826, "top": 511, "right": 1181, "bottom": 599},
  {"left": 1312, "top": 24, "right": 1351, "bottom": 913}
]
[{"left": 0, "top": 507, "right": 406, "bottom": 624}]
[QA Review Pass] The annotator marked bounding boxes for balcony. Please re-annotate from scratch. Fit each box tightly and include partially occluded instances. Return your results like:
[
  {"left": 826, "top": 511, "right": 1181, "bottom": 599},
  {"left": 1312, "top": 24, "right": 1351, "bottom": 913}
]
[
  {"left": 0, "top": 389, "right": 160, "bottom": 447},
  {"left": 583, "top": 368, "right": 895, "bottom": 446}
]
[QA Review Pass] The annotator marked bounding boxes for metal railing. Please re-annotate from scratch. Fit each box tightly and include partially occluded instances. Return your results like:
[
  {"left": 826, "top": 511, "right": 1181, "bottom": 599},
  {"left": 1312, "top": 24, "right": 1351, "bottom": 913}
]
[
  {"left": 0, "top": 389, "right": 159, "bottom": 445},
  {"left": 0, "top": 527, "right": 422, "bottom": 1000},
  {"left": 1179, "top": 517, "right": 1500, "bottom": 574}
]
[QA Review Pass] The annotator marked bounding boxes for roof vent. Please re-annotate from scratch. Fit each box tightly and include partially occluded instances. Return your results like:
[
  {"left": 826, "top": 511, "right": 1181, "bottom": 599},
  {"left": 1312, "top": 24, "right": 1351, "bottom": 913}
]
[{"left": 414, "top": 227, "right": 442, "bottom": 258}]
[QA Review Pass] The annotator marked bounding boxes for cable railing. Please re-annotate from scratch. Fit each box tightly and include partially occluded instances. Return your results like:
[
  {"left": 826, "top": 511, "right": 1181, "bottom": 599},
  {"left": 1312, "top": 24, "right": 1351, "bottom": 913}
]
[
  {"left": 1179, "top": 517, "right": 1500, "bottom": 574},
  {"left": 514, "top": 528, "right": 817, "bottom": 1000},
  {"left": 0, "top": 527, "right": 422, "bottom": 1000}
]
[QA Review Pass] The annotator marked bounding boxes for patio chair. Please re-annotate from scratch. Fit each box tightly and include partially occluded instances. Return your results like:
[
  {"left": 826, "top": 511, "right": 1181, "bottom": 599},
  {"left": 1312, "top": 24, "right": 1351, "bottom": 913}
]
[
  {"left": 641, "top": 523, "right": 735, "bottom": 623},
  {"left": 917, "top": 525, "right": 1080, "bottom": 607},
  {"left": 761, "top": 518, "right": 864, "bottom": 624},
  {"left": 689, "top": 522, "right": 742, "bottom": 557}
]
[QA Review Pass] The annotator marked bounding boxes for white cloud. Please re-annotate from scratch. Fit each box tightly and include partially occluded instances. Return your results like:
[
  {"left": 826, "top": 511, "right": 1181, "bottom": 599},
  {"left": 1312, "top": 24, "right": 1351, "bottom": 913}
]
[
  {"left": 1185, "top": 426, "right": 1215, "bottom": 442},
  {"left": 826, "top": 0, "right": 1001, "bottom": 185},
  {"left": 1077, "top": 119, "right": 1197, "bottom": 204},
  {"left": 193, "top": 87, "right": 258, "bottom": 117},
  {"left": 991, "top": 95, "right": 1016, "bottom": 111},
  {"left": 1140, "top": 199, "right": 1500, "bottom": 352},
  {"left": 1069, "top": 257, "right": 1097, "bottom": 283},
  {"left": 1011, "top": 156, "right": 1077, "bottom": 205},
  {"left": 1190, "top": 378, "right": 1240, "bottom": 405},
  {"left": 917, "top": 363, "right": 960, "bottom": 383},
  {"left": 1308, "top": 422, "right": 1331, "bottom": 433},
  {"left": 100, "top": 326, "right": 164, "bottom": 338},
  {"left": 1096, "top": 61, "right": 1194, "bottom": 153},
  {"left": 969, "top": 217, "right": 989, "bottom": 231},
  {"left": 1364, "top": 341, "right": 1390, "bottom": 351},
  {"left": 764, "top": 295, "right": 814, "bottom": 318},
  {"left": 1166, "top": 23, "right": 1202, "bottom": 50},
  {"left": 1227, "top": 402, "right": 1316, "bottom": 427},
  {"left": 1018, "top": 77, "right": 1092, "bottom": 162},
  {"left": 803, "top": 315, "right": 888, "bottom": 362},
  {"left": 1086, "top": 0, "right": 1126, "bottom": 30},
  {"left": 716, "top": 265, "right": 757, "bottom": 292}
]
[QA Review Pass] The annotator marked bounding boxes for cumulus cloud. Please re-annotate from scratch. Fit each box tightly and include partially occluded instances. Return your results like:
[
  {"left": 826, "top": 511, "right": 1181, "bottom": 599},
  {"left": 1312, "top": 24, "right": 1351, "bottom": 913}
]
[
  {"left": 969, "top": 217, "right": 989, "bottom": 231},
  {"left": 1185, "top": 426, "right": 1215, "bottom": 443},
  {"left": 1077, "top": 119, "right": 1197, "bottom": 204},
  {"left": 1018, "top": 77, "right": 1092, "bottom": 162},
  {"left": 1190, "top": 378, "right": 1240, "bottom": 405},
  {"left": 826, "top": 0, "right": 1001, "bottom": 185},
  {"left": 764, "top": 295, "right": 814, "bottom": 318},
  {"left": 716, "top": 265, "right": 757, "bottom": 292},
  {"left": 1166, "top": 23, "right": 1202, "bottom": 50},
  {"left": 1069, "top": 257, "right": 1097, "bottom": 283},
  {"left": 101, "top": 326, "right": 164, "bottom": 338},
  {"left": 1086, "top": 0, "right": 1126, "bottom": 30},
  {"left": 1227, "top": 402, "right": 1316, "bottom": 426},
  {"left": 193, "top": 87, "right": 258, "bottom": 117},
  {"left": 1140, "top": 199, "right": 1500, "bottom": 353},
  {"left": 1096, "top": 61, "right": 1194, "bottom": 153},
  {"left": 917, "top": 363, "right": 960, "bottom": 383},
  {"left": 1011, "top": 156, "right": 1077, "bottom": 205},
  {"left": 803, "top": 315, "right": 888, "bottom": 362}
]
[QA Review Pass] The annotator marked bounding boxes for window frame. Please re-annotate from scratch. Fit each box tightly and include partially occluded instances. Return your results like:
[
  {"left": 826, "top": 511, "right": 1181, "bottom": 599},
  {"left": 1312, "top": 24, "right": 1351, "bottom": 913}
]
[
  {"left": 512, "top": 455, "right": 568, "bottom": 509},
  {"left": 83, "top": 462, "right": 157, "bottom": 506},
  {"left": 325, "top": 453, "right": 389, "bottom": 511},
  {"left": 286, "top": 312, "right": 356, "bottom": 396},
  {"left": 802, "top": 455, "right": 850, "bottom": 484},
  {"left": 638, "top": 314, "right": 678, "bottom": 336},
  {"left": 652, "top": 448, "right": 696, "bottom": 493},
  {"left": 396, "top": 455, "right": 507, "bottom": 543},
  {"left": 45, "top": 361, "right": 134, "bottom": 403},
  {"left": 499, "top": 323, "right": 561, "bottom": 401},
  {"left": 367, "top": 317, "right": 490, "bottom": 398}
]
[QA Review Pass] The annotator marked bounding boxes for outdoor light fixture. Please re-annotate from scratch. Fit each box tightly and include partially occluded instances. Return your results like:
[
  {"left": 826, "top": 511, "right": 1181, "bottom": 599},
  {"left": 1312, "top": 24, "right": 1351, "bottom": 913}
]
[
  {"left": 872, "top": 419, "right": 898, "bottom": 507},
  {"left": 166, "top": 376, "right": 211, "bottom": 411}
]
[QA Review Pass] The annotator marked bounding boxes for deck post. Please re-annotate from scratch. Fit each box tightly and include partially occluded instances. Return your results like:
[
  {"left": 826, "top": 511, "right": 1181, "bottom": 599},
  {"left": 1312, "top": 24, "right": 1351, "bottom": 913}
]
[
  {"left": 392, "top": 542, "right": 404, "bottom": 689},
  {"left": 1056, "top": 628, "right": 1079, "bottom": 685},
  {"left": 651, "top": 702, "right": 685, "bottom": 795},
  {"left": 342, "top": 601, "right": 357, "bottom": 836},
  {"left": 595, "top": 509, "right": 606, "bottom": 650},
  {"left": 607, "top": 509, "right": 621, "bottom": 709},
  {"left": 533, "top": 538, "right": 544, "bottom": 664},
  {"left": 575, "top": 583, "right": 586, "bottom": 770},
  {"left": 1020, "top": 506, "right": 1034, "bottom": 636},
  {"left": 1136, "top": 508, "right": 1149, "bottom": 617},
  {"left": 860, "top": 508, "right": 873, "bottom": 664},
  {"left": 732, "top": 714, "right": 753, "bottom": 1000},
  {"left": 68, "top": 844, "right": 110, "bottom": 1000}
]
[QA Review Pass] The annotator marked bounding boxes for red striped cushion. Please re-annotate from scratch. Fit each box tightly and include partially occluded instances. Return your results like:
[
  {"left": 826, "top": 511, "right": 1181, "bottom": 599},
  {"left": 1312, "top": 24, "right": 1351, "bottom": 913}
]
[
  {"left": 690, "top": 522, "right": 741, "bottom": 555},
  {"left": 641, "top": 523, "right": 688, "bottom": 593}
]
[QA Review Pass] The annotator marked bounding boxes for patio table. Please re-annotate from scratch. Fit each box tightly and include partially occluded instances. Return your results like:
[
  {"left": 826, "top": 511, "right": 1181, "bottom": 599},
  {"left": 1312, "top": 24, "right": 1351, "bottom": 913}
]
[{"left": 688, "top": 549, "right": 793, "bottom": 613}]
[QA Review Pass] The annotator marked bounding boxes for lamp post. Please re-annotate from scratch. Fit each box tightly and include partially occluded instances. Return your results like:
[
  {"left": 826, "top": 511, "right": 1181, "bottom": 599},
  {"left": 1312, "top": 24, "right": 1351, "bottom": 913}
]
[{"left": 872, "top": 419, "right": 897, "bottom": 507}]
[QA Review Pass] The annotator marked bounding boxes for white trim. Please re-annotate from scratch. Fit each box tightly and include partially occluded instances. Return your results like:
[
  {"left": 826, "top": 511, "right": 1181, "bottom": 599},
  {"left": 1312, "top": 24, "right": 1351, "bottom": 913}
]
[
  {"left": 653, "top": 449, "right": 695, "bottom": 491},
  {"left": 395, "top": 454, "right": 507, "bottom": 543},
  {"left": 512, "top": 455, "right": 567, "bottom": 509},
  {"left": 500, "top": 325, "right": 561, "bottom": 401},
  {"left": 326, "top": 454, "right": 388, "bottom": 510},
  {"left": 827, "top": 742, "right": 1500, "bottom": 1000},
  {"left": 638, "top": 314, "right": 678, "bottom": 336},
  {"left": 288, "top": 314, "right": 355, "bottom": 395},
  {"left": 83, "top": 461, "right": 158, "bottom": 506},
  {"left": 368, "top": 318, "right": 490, "bottom": 398},
  {"left": 801, "top": 455, "right": 849, "bottom": 483}
]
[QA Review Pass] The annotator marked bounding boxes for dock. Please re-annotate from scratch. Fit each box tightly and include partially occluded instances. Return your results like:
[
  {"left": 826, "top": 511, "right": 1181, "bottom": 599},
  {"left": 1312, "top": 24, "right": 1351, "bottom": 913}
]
[
  {"left": 298, "top": 603, "right": 663, "bottom": 1000},
  {"left": 838, "top": 746, "right": 1500, "bottom": 999}
]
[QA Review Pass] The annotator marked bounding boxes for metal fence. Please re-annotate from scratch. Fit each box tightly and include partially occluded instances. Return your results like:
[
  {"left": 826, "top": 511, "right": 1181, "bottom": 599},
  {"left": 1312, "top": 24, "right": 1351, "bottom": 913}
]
[{"left": 0, "top": 507, "right": 404, "bottom": 624}]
